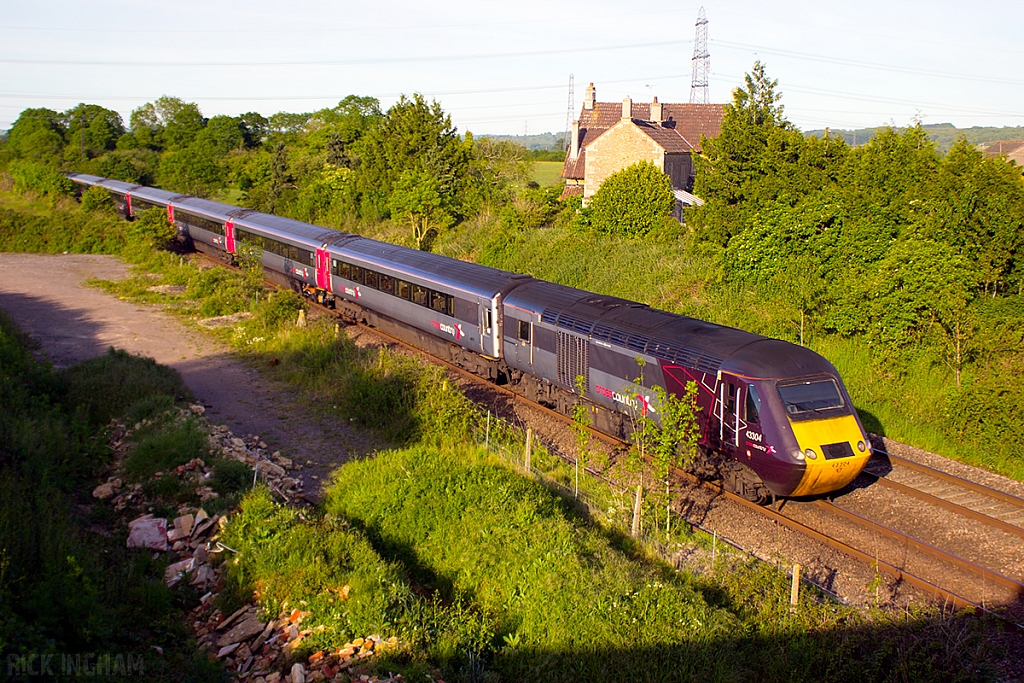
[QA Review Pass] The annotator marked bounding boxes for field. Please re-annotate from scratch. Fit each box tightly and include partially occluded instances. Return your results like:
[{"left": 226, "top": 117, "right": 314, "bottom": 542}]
[{"left": 530, "top": 160, "right": 565, "bottom": 187}]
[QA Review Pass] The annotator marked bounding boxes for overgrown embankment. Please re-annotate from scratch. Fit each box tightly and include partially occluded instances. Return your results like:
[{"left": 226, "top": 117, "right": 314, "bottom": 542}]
[{"left": 0, "top": 312, "right": 223, "bottom": 681}]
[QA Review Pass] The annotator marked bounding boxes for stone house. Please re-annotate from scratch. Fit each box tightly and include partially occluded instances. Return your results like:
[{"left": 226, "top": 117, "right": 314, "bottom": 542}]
[
  {"left": 561, "top": 83, "right": 725, "bottom": 215},
  {"left": 983, "top": 140, "right": 1024, "bottom": 170}
]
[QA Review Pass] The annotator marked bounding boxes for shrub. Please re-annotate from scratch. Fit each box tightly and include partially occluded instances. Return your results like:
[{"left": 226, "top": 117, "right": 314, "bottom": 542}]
[
  {"left": 8, "top": 159, "right": 73, "bottom": 197},
  {"left": 62, "top": 348, "right": 192, "bottom": 426},
  {"left": 588, "top": 161, "right": 675, "bottom": 237}
]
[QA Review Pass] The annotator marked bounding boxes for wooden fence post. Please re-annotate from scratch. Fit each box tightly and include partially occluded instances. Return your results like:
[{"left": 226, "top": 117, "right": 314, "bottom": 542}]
[
  {"left": 524, "top": 428, "right": 532, "bottom": 472},
  {"left": 790, "top": 564, "right": 801, "bottom": 610}
]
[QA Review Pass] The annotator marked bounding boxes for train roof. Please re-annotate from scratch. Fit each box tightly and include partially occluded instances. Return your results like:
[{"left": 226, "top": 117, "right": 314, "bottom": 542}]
[
  {"left": 67, "top": 173, "right": 140, "bottom": 194},
  {"left": 173, "top": 196, "right": 254, "bottom": 221},
  {"left": 130, "top": 185, "right": 186, "bottom": 204},
  {"left": 720, "top": 339, "right": 839, "bottom": 380},
  {"left": 505, "top": 279, "right": 821, "bottom": 377},
  {"left": 67, "top": 173, "right": 107, "bottom": 187},
  {"left": 233, "top": 212, "right": 344, "bottom": 247},
  {"left": 334, "top": 237, "right": 531, "bottom": 299}
]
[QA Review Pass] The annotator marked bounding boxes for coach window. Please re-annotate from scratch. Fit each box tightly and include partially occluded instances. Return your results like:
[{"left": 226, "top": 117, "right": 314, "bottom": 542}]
[
  {"left": 411, "top": 284, "right": 428, "bottom": 306},
  {"left": 350, "top": 265, "right": 363, "bottom": 283},
  {"left": 746, "top": 385, "right": 761, "bottom": 424},
  {"left": 379, "top": 274, "right": 393, "bottom": 295},
  {"left": 518, "top": 320, "right": 531, "bottom": 343},
  {"left": 395, "top": 280, "right": 411, "bottom": 300},
  {"left": 364, "top": 270, "right": 379, "bottom": 289},
  {"left": 430, "top": 291, "right": 453, "bottom": 316}
]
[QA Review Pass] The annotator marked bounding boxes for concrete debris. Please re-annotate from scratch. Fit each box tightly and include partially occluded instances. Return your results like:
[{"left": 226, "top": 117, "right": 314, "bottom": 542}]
[
  {"left": 126, "top": 516, "right": 168, "bottom": 551},
  {"left": 97, "top": 410, "right": 416, "bottom": 681},
  {"left": 92, "top": 478, "right": 121, "bottom": 499}
]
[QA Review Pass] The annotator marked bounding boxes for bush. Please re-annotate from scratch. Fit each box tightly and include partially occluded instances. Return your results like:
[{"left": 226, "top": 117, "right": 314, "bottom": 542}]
[
  {"left": 8, "top": 159, "right": 73, "bottom": 197},
  {"left": 122, "top": 417, "right": 209, "bottom": 481},
  {"left": 62, "top": 347, "right": 192, "bottom": 426},
  {"left": 588, "top": 161, "right": 675, "bottom": 237}
]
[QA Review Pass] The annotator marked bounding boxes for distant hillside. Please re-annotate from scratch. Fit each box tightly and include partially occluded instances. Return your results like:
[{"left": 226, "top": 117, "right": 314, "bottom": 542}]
[
  {"left": 804, "top": 123, "right": 1024, "bottom": 152},
  {"left": 481, "top": 132, "right": 567, "bottom": 151}
]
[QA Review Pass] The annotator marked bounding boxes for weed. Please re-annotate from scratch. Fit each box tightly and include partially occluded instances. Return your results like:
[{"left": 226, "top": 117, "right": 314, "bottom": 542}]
[{"left": 122, "top": 417, "right": 209, "bottom": 481}]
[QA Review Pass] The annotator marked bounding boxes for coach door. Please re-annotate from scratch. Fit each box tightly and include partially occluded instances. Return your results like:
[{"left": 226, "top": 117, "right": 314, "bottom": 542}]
[
  {"left": 225, "top": 220, "right": 236, "bottom": 254},
  {"left": 315, "top": 246, "right": 331, "bottom": 291},
  {"left": 718, "top": 376, "right": 742, "bottom": 448}
]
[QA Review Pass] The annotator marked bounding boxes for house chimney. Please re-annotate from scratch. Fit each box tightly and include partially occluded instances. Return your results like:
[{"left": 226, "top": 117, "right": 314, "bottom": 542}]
[
  {"left": 570, "top": 119, "right": 580, "bottom": 160},
  {"left": 622, "top": 96, "right": 632, "bottom": 121},
  {"left": 650, "top": 96, "right": 663, "bottom": 124},
  {"left": 584, "top": 83, "right": 595, "bottom": 110}
]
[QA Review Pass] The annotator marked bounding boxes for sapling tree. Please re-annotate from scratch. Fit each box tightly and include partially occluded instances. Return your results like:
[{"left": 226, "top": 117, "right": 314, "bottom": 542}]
[{"left": 624, "top": 357, "right": 702, "bottom": 537}]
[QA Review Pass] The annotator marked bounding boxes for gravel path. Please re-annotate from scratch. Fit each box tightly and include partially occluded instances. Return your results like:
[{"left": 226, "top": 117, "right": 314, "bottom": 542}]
[{"left": 0, "top": 253, "right": 380, "bottom": 497}]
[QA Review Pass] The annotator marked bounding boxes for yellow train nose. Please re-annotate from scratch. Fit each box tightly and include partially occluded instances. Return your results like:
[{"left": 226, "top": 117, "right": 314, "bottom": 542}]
[{"left": 788, "top": 414, "right": 871, "bottom": 497}]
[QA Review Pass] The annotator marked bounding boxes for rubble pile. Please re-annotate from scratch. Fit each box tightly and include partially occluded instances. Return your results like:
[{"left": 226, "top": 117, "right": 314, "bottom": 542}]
[
  {"left": 192, "top": 603, "right": 405, "bottom": 683},
  {"left": 92, "top": 404, "right": 410, "bottom": 683}
]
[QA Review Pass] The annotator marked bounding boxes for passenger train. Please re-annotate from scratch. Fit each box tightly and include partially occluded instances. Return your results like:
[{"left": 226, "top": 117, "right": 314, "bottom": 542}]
[{"left": 67, "top": 173, "right": 872, "bottom": 502}]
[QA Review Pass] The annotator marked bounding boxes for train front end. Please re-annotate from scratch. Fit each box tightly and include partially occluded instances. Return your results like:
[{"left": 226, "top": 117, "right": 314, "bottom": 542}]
[
  {"left": 770, "top": 376, "right": 872, "bottom": 496},
  {"left": 725, "top": 340, "right": 871, "bottom": 499}
]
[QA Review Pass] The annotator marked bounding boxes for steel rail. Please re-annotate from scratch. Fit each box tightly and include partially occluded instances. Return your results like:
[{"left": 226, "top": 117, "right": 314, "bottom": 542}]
[
  {"left": 859, "top": 471, "right": 1024, "bottom": 541},
  {"left": 813, "top": 499, "right": 1024, "bottom": 599},
  {"left": 879, "top": 449, "right": 1024, "bottom": 510},
  {"left": 723, "top": 486, "right": 984, "bottom": 612}
]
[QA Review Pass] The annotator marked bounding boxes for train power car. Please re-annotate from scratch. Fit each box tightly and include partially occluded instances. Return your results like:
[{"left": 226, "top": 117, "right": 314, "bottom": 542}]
[{"left": 66, "top": 173, "right": 873, "bottom": 502}]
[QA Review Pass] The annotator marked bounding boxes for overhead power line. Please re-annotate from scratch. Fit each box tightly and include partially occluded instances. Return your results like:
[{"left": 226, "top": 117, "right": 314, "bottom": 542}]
[{"left": 0, "top": 39, "right": 691, "bottom": 68}]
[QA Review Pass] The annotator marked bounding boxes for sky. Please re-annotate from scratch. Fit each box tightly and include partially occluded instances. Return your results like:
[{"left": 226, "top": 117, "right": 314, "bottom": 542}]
[{"left": 2, "top": 0, "right": 1023, "bottom": 137}]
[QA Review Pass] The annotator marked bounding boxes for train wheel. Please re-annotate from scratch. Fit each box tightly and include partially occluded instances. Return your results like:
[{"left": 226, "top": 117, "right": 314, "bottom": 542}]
[{"left": 723, "top": 461, "right": 771, "bottom": 505}]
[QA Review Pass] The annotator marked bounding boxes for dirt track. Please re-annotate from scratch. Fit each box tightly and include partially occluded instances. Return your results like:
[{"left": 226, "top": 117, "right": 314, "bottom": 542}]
[{"left": 0, "top": 252, "right": 375, "bottom": 496}]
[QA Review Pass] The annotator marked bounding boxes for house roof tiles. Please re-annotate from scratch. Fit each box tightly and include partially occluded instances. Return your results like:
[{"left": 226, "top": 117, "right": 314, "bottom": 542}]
[{"left": 562, "top": 100, "right": 724, "bottom": 180}]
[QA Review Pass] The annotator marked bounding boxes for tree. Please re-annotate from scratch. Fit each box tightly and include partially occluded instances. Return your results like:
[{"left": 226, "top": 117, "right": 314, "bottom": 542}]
[
  {"left": 863, "top": 240, "right": 978, "bottom": 382},
  {"left": 6, "top": 108, "right": 65, "bottom": 164},
  {"left": 355, "top": 94, "right": 469, "bottom": 220},
  {"left": 387, "top": 170, "right": 454, "bottom": 250},
  {"left": 623, "top": 358, "right": 701, "bottom": 538},
  {"left": 129, "top": 96, "right": 205, "bottom": 152},
  {"left": 588, "top": 161, "right": 674, "bottom": 237},
  {"left": 60, "top": 104, "right": 125, "bottom": 165},
  {"left": 690, "top": 61, "right": 806, "bottom": 245}
]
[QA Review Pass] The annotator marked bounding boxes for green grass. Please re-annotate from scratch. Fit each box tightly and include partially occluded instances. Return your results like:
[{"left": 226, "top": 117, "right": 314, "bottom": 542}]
[
  {"left": 0, "top": 310, "right": 221, "bottom": 681},
  {"left": 219, "top": 443, "right": 1004, "bottom": 682},
  {"left": 530, "top": 161, "right": 565, "bottom": 188}
]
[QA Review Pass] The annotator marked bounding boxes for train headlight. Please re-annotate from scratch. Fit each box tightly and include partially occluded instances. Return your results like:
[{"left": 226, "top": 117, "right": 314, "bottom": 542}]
[
  {"left": 791, "top": 449, "right": 805, "bottom": 461},
  {"left": 857, "top": 440, "right": 867, "bottom": 453},
  {"left": 804, "top": 448, "right": 818, "bottom": 460}
]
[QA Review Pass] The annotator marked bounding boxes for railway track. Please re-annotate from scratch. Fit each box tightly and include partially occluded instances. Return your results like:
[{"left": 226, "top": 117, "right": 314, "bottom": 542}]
[
  {"left": 195, "top": 251, "right": 1024, "bottom": 627},
  {"left": 863, "top": 449, "right": 1024, "bottom": 541}
]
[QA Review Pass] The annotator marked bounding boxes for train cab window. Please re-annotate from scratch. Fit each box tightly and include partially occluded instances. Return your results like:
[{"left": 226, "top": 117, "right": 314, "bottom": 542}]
[
  {"left": 350, "top": 265, "right": 363, "bottom": 283},
  {"left": 395, "top": 280, "right": 411, "bottom": 300},
  {"left": 518, "top": 320, "right": 531, "bottom": 343},
  {"left": 379, "top": 274, "right": 393, "bottom": 294},
  {"left": 411, "top": 285, "right": 428, "bottom": 306},
  {"left": 777, "top": 379, "right": 845, "bottom": 416},
  {"left": 364, "top": 270, "right": 379, "bottom": 289},
  {"left": 746, "top": 385, "right": 762, "bottom": 423},
  {"left": 727, "top": 383, "right": 737, "bottom": 415}
]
